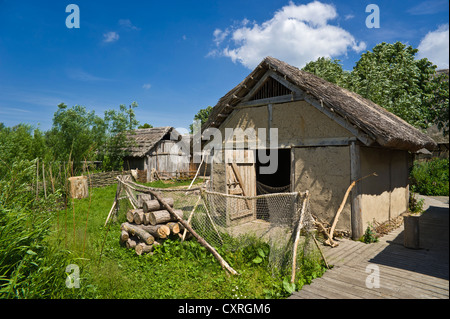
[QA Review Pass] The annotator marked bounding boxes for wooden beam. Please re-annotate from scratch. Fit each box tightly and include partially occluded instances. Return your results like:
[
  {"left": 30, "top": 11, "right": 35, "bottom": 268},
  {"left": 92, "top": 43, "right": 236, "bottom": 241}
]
[
  {"left": 290, "top": 147, "right": 295, "bottom": 192},
  {"left": 241, "top": 71, "right": 272, "bottom": 103},
  {"left": 237, "top": 94, "right": 304, "bottom": 107},
  {"left": 290, "top": 137, "right": 358, "bottom": 148},
  {"left": 268, "top": 70, "right": 303, "bottom": 96},
  {"left": 350, "top": 141, "right": 363, "bottom": 240}
]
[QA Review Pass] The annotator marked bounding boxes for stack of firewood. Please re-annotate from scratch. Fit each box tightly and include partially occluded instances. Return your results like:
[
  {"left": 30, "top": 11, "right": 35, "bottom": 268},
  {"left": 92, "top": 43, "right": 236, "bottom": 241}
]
[{"left": 120, "top": 195, "right": 191, "bottom": 255}]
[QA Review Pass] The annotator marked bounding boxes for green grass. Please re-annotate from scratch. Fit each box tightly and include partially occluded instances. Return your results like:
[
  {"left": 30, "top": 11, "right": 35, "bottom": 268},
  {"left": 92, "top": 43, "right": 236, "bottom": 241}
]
[{"left": 1, "top": 171, "right": 326, "bottom": 299}]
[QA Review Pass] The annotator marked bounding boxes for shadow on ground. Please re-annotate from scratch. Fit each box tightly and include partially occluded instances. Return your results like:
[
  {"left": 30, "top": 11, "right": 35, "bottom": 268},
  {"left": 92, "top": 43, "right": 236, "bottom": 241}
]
[{"left": 369, "top": 200, "right": 449, "bottom": 280}]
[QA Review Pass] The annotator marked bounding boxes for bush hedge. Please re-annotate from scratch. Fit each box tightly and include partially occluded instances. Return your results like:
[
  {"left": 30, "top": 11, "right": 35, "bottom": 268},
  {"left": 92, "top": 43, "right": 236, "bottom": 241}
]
[{"left": 410, "top": 158, "right": 449, "bottom": 196}]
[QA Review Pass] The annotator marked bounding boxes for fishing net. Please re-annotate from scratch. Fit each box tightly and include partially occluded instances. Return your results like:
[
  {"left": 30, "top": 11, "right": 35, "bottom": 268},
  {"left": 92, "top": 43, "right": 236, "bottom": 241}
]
[{"left": 111, "top": 175, "right": 316, "bottom": 277}]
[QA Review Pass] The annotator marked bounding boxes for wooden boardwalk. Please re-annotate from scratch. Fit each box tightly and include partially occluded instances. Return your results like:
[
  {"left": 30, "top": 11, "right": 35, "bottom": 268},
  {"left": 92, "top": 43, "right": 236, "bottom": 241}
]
[{"left": 289, "top": 196, "right": 449, "bottom": 299}]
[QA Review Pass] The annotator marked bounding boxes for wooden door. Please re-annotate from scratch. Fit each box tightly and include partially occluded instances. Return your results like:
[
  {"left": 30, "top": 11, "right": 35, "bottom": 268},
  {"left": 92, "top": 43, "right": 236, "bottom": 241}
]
[{"left": 225, "top": 150, "right": 256, "bottom": 226}]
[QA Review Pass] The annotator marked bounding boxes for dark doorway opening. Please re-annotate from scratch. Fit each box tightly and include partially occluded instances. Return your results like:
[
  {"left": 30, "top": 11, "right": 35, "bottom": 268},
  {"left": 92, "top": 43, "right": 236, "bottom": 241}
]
[
  {"left": 255, "top": 148, "right": 291, "bottom": 193},
  {"left": 255, "top": 148, "right": 291, "bottom": 220}
]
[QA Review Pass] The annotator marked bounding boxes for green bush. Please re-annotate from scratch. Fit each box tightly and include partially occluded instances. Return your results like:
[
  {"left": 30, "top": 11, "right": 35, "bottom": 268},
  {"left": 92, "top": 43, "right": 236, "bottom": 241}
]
[{"left": 410, "top": 158, "right": 449, "bottom": 196}]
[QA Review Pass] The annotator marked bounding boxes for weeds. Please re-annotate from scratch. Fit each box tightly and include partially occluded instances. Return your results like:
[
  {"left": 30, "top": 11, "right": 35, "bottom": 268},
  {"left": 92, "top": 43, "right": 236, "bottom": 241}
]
[
  {"left": 361, "top": 223, "right": 379, "bottom": 244},
  {"left": 409, "top": 192, "right": 425, "bottom": 214},
  {"left": 0, "top": 159, "right": 82, "bottom": 298}
]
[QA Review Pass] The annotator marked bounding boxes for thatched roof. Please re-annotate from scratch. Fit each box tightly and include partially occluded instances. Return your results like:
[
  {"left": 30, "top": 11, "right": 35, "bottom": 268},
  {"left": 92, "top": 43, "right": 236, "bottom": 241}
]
[
  {"left": 124, "top": 126, "right": 174, "bottom": 158},
  {"left": 203, "top": 56, "right": 437, "bottom": 152}
]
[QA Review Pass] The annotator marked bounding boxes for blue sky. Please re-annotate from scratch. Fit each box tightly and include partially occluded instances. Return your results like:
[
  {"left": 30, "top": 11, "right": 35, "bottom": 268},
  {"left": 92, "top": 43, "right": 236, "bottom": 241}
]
[{"left": 0, "top": 0, "right": 448, "bottom": 133}]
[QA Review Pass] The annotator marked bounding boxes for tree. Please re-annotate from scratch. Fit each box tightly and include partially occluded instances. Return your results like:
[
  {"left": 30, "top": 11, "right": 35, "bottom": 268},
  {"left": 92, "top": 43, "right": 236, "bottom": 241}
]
[
  {"left": 138, "top": 123, "right": 153, "bottom": 129},
  {"left": 189, "top": 106, "right": 213, "bottom": 133},
  {"left": 302, "top": 57, "right": 350, "bottom": 89},
  {"left": 47, "top": 103, "right": 105, "bottom": 173},
  {"left": 102, "top": 102, "right": 140, "bottom": 170},
  {"left": 350, "top": 42, "right": 446, "bottom": 131},
  {"left": 426, "top": 70, "right": 449, "bottom": 136},
  {"left": 303, "top": 42, "right": 449, "bottom": 135}
]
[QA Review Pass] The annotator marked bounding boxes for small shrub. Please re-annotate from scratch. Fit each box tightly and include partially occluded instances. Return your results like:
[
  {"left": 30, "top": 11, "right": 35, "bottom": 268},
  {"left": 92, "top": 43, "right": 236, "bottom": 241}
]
[
  {"left": 361, "top": 223, "right": 378, "bottom": 244},
  {"left": 409, "top": 192, "right": 424, "bottom": 214}
]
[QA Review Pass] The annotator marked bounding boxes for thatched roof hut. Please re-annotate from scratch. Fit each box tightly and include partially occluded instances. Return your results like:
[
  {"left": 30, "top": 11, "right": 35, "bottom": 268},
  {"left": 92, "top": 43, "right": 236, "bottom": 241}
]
[
  {"left": 204, "top": 56, "right": 436, "bottom": 152},
  {"left": 123, "top": 127, "right": 191, "bottom": 181},
  {"left": 202, "top": 56, "right": 437, "bottom": 239},
  {"left": 124, "top": 126, "right": 175, "bottom": 158}
]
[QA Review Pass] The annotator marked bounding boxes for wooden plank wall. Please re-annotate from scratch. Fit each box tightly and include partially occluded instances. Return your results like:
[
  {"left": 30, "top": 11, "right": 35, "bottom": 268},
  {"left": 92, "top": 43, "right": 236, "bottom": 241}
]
[{"left": 148, "top": 140, "right": 190, "bottom": 178}]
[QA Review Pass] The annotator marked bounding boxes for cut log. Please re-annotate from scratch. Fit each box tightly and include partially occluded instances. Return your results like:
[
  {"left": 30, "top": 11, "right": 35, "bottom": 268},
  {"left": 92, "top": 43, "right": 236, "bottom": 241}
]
[
  {"left": 120, "top": 230, "right": 129, "bottom": 242},
  {"left": 143, "top": 198, "right": 174, "bottom": 213},
  {"left": 138, "top": 224, "right": 171, "bottom": 239},
  {"left": 126, "top": 237, "right": 138, "bottom": 249},
  {"left": 146, "top": 189, "right": 239, "bottom": 275},
  {"left": 137, "top": 194, "right": 152, "bottom": 208},
  {"left": 135, "top": 242, "right": 160, "bottom": 255},
  {"left": 143, "top": 212, "right": 151, "bottom": 225},
  {"left": 68, "top": 176, "right": 89, "bottom": 199},
  {"left": 120, "top": 222, "right": 133, "bottom": 234},
  {"left": 126, "top": 210, "right": 135, "bottom": 223},
  {"left": 121, "top": 222, "right": 155, "bottom": 245},
  {"left": 148, "top": 209, "right": 183, "bottom": 225},
  {"left": 167, "top": 222, "right": 180, "bottom": 234},
  {"left": 126, "top": 208, "right": 143, "bottom": 223},
  {"left": 134, "top": 210, "right": 145, "bottom": 225}
]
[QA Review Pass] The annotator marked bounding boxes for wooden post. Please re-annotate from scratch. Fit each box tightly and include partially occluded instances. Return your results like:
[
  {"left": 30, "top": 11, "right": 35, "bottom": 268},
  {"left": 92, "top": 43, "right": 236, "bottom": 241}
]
[
  {"left": 403, "top": 215, "right": 420, "bottom": 249},
  {"left": 49, "top": 165, "right": 55, "bottom": 194},
  {"left": 36, "top": 158, "right": 39, "bottom": 201},
  {"left": 290, "top": 148, "right": 295, "bottom": 192},
  {"left": 104, "top": 181, "right": 121, "bottom": 226},
  {"left": 42, "top": 162, "right": 47, "bottom": 199},
  {"left": 350, "top": 141, "right": 363, "bottom": 240}
]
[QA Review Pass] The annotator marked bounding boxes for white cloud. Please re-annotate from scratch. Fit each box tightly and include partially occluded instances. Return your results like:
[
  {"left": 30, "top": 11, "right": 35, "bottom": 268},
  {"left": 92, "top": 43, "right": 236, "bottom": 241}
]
[
  {"left": 344, "top": 14, "right": 355, "bottom": 20},
  {"left": 417, "top": 24, "right": 449, "bottom": 69},
  {"left": 210, "top": 1, "right": 366, "bottom": 69},
  {"left": 103, "top": 31, "right": 119, "bottom": 43},
  {"left": 142, "top": 83, "right": 151, "bottom": 90},
  {"left": 119, "top": 19, "right": 140, "bottom": 30},
  {"left": 213, "top": 28, "right": 230, "bottom": 46},
  {"left": 67, "top": 69, "right": 109, "bottom": 82}
]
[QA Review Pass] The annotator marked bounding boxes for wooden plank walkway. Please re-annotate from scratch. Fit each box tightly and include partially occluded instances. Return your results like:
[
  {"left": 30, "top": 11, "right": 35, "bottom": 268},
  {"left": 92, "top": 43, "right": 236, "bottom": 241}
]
[{"left": 289, "top": 196, "right": 449, "bottom": 299}]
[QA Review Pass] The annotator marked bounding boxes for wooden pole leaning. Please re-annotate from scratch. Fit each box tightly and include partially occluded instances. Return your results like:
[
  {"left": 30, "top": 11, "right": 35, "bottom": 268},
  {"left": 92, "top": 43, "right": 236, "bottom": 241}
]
[
  {"left": 143, "top": 185, "right": 239, "bottom": 276},
  {"left": 291, "top": 190, "right": 309, "bottom": 284}
]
